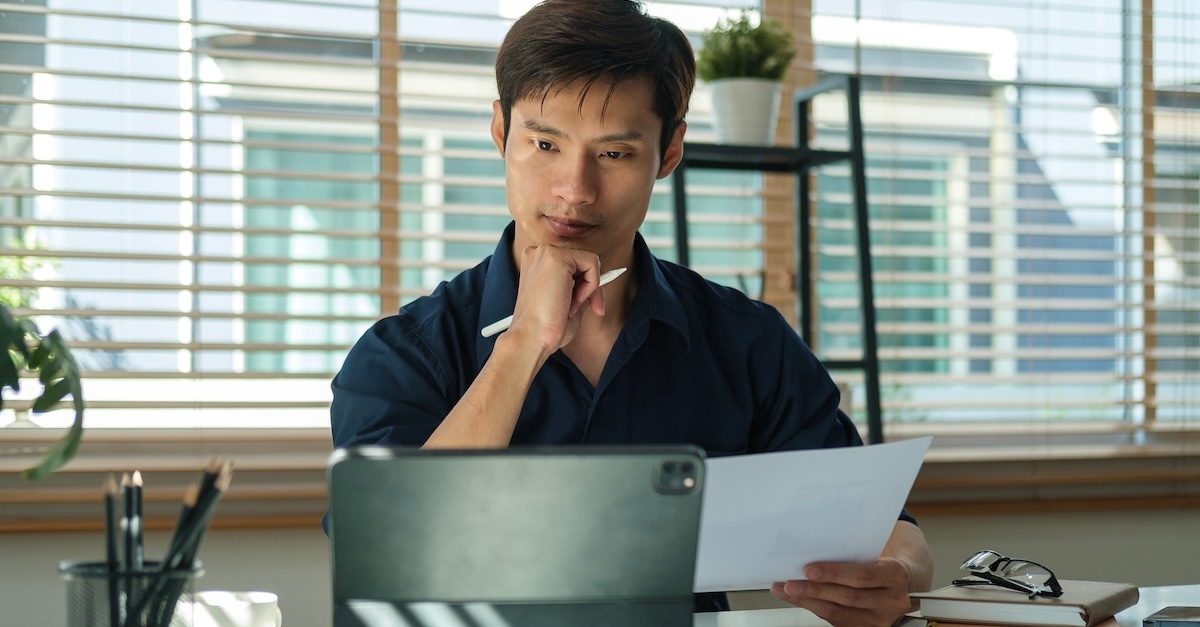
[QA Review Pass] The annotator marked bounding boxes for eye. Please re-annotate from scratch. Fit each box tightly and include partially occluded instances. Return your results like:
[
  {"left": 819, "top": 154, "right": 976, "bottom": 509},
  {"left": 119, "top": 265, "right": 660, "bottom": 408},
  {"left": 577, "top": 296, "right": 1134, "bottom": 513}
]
[
  {"left": 534, "top": 139, "right": 555, "bottom": 151},
  {"left": 602, "top": 151, "right": 628, "bottom": 159}
]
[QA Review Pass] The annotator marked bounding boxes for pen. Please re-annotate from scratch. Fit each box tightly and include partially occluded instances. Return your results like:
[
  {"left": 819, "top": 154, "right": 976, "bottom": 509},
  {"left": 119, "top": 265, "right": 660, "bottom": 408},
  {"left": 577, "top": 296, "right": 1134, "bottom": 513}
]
[{"left": 481, "top": 267, "right": 627, "bottom": 338}]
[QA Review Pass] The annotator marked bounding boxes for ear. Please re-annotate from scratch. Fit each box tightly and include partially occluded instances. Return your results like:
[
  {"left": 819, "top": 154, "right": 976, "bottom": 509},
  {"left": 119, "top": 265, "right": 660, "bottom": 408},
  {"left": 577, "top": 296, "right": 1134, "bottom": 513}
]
[
  {"left": 490, "top": 100, "right": 506, "bottom": 157},
  {"left": 656, "top": 121, "right": 687, "bottom": 180}
]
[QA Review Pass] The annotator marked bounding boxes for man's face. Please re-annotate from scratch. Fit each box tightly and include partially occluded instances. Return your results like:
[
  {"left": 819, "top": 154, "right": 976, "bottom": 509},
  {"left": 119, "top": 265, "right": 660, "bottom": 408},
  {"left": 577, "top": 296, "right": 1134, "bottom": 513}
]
[{"left": 491, "top": 76, "right": 685, "bottom": 269}]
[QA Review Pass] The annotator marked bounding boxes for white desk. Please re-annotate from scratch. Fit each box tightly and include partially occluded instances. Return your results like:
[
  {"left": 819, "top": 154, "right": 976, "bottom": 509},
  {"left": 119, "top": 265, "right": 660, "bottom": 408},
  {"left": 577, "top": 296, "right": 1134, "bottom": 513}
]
[{"left": 693, "top": 584, "right": 1200, "bottom": 627}]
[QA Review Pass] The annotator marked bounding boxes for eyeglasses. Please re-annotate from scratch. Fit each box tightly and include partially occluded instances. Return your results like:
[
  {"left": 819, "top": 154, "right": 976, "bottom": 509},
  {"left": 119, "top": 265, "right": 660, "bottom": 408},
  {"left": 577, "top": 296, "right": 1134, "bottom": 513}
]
[{"left": 951, "top": 549, "right": 1064, "bottom": 599}]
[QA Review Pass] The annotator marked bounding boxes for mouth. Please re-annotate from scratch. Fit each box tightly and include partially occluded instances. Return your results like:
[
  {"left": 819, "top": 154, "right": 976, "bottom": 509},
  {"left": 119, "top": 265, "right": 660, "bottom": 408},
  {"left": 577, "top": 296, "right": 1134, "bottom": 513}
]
[{"left": 543, "top": 215, "right": 597, "bottom": 238}]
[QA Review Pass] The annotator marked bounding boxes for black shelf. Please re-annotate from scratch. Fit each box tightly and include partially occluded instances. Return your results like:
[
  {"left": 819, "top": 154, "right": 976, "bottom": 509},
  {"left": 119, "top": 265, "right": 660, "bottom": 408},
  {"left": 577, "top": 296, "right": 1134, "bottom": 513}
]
[
  {"left": 679, "top": 144, "right": 852, "bottom": 172},
  {"left": 670, "top": 75, "right": 885, "bottom": 444}
]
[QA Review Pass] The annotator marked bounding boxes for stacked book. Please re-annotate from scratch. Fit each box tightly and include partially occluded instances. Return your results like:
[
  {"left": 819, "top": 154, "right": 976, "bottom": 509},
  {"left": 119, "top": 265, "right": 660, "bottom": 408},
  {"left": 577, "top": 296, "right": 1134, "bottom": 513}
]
[{"left": 908, "top": 579, "right": 1139, "bottom": 627}]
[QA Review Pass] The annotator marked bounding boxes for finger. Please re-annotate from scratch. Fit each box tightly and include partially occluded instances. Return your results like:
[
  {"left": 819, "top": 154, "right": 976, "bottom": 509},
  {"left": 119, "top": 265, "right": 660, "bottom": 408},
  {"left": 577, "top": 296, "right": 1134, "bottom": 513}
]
[
  {"left": 805, "top": 560, "right": 904, "bottom": 589},
  {"left": 565, "top": 256, "right": 601, "bottom": 317},
  {"left": 783, "top": 576, "right": 912, "bottom": 618},
  {"left": 782, "top": 579, "right": 869, "bottom": 611},
  {"left": 518, "top": 245, "right": 538, "bottom": 269},
  {"left": 588, "top": 280, "right": 606, "bottom": 317},
  {"left": 771, "top": 583, "right": 888, "bottom": 627},
  {"left": 569, "top": 262, "right": 601, "bottom": 306}
]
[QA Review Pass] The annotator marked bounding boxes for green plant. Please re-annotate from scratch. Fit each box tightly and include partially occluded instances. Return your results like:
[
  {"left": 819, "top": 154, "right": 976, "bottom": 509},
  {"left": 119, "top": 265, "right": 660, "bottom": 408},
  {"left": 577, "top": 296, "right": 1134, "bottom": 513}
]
[
  {"left": 1, "top": 303, "right": 85, "bottom": 481},
  {"left": 697, "top": 12, "right": 797, "bottom": 82}
]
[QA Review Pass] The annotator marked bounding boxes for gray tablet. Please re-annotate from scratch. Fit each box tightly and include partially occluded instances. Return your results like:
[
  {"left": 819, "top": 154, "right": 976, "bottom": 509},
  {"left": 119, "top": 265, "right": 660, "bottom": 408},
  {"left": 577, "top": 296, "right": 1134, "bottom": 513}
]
[{"left": 328, "top": 445, "right": 705, "bottom": 627}]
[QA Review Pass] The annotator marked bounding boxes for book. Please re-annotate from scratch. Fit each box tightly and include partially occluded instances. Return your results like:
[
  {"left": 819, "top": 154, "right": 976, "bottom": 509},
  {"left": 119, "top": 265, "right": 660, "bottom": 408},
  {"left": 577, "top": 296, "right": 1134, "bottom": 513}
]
[
  {"left": 909, "top": 579, "right": 1139, "bottom": 627},
  {"left": 915, "top": 617, "right": 1120, "bottom": 627},
  {"left": 1144, "top": 606, "right": 1200, "bottom": 626}
]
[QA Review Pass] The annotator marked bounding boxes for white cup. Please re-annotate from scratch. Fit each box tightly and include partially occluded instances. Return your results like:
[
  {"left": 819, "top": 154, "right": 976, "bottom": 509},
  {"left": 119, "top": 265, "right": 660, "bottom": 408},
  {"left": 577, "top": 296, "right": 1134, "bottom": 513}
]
[{"left": 190, "top": 590, "right": 283, "bottom": 627}]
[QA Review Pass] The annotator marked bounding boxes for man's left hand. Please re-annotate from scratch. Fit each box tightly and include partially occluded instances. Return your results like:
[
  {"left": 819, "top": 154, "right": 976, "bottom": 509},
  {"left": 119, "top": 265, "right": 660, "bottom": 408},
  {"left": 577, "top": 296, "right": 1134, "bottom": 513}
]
[{"left": 769, "top": 557, "right": 914, "bottom": 627}]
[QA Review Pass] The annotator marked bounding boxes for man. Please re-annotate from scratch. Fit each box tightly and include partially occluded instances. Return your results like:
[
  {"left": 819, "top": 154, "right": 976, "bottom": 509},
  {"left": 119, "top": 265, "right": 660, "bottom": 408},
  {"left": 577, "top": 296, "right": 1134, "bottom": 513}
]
[{"left": 331, "top": 1, "right": 932, "bottom": 625}]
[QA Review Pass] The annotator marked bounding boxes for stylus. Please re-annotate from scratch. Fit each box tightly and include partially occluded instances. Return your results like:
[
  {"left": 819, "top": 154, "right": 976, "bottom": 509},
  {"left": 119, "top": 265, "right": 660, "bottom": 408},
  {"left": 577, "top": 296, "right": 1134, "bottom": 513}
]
[{"left": 481, "top": 267, "right": 627, "bottom": 338}]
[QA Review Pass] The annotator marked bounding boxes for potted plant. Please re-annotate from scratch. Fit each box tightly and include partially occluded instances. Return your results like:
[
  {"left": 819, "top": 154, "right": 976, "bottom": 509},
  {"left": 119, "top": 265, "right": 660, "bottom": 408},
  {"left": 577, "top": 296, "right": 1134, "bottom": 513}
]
[
  {"left": 697, "top": 11, "right": 797, "bottom": 145},
  {"left": 1, "top": 303, "right": 85, "bottom": 480}
]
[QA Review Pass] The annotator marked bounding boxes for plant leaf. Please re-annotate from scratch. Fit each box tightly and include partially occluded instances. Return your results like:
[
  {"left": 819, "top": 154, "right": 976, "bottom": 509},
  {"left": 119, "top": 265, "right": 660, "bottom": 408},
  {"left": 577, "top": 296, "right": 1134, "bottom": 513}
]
[
  {"left": 21, "top": 405, "right": 84, "bottom": 481},
  {"left": 2, "top": 306, "right": 88, "bottom": 481},
  {"left": 0, "top": 352, "right": 18, "bottom": 395},
  {"left": 31, "top": 378, "right": 72, "bottom": 413},
  {"left": 27, "top": 342, "right": 51, "bottom": 373},
  {"left": 44, "top": 330, "right": 81, "bottom": 381},
  {"left": 697, "top": 11, "right": 796, "bottom": 82}
]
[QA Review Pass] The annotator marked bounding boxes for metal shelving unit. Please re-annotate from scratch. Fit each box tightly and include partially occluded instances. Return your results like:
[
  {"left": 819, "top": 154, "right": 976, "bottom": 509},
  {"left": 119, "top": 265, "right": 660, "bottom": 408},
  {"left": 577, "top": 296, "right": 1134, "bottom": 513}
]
[{"left": 669, "top": 75, "right": 884, "bottom": 444}]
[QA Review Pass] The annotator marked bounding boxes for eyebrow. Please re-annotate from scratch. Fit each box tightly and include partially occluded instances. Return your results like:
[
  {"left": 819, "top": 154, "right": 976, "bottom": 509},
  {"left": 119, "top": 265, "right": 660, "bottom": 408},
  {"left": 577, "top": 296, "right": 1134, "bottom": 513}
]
[
  {"left": 522, "top": 119, "right": 647, "bottom": 145},
  {"left": 523, "top": 119, "right": 564, "bottom": 137}
]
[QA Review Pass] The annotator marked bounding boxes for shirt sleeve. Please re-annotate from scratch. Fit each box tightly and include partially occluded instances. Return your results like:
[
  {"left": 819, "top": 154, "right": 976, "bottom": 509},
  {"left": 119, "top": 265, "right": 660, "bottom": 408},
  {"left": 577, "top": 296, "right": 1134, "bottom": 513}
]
[
  {"left": 749, "top": 308, "right": 918, "bottom": 526},
  {"left": 330, "top": 313, "right": 454, "bottom": 449},
  {"left": 748, "top": 307, "right": 861, "bottom": 452}
]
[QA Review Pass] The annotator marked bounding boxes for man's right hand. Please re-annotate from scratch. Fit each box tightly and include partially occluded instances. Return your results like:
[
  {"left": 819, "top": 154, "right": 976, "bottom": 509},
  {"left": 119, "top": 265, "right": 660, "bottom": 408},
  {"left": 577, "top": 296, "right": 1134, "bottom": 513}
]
[
  {"left": 424, "top": 244, "right": 609, "bottom": 449},
  {"left": 506, "top": 245, "right": 608, "bottom": 354}
]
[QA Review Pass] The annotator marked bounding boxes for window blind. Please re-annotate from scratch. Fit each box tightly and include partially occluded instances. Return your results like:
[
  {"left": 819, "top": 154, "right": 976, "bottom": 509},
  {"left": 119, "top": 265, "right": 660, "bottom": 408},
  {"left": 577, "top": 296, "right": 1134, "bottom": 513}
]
[
  {"left": 767, "top": 0, "right": 1200, "bottom": 434},
  {"left": 3, "top": 0, "right": 1196, "bottom": 443},
  {"left": 0, "top": 0, "right": 762, "bottom": 431}
]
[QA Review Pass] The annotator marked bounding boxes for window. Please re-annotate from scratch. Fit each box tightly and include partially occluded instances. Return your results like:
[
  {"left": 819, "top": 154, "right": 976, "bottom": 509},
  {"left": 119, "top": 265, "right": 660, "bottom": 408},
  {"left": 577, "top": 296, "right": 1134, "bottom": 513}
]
[
  {"left": 0, "top": 0, "right": 762, "bottom": 434},
  {"left": 796, "top": 3, "right": 1200, "bottom": 432},
  {"left": 2, "top": 1, "right": 1198, "bottom": 528}
]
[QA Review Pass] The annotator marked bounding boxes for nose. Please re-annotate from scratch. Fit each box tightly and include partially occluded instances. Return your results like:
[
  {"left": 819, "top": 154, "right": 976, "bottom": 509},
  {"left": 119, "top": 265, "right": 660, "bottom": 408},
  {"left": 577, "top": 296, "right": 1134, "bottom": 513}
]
[{"left": 550, "top": 152, "right": 598, "bottom": 206}]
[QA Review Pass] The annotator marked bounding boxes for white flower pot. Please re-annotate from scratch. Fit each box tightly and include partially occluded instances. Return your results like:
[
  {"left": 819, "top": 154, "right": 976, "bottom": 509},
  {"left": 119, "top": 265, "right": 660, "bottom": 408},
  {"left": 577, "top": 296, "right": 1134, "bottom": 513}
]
[{"left": 708, "top": 77, "right": 783, "bottom": 146}]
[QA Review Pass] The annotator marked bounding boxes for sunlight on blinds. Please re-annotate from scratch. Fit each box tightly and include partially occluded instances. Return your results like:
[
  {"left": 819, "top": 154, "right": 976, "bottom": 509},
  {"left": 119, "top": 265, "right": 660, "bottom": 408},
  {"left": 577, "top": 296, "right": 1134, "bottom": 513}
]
[
  {"left": 795, "top": 0, "right": 1199, "bottom": 430},
  {"left": 0, "top": 0, "right": 763, "bottom": 430}
]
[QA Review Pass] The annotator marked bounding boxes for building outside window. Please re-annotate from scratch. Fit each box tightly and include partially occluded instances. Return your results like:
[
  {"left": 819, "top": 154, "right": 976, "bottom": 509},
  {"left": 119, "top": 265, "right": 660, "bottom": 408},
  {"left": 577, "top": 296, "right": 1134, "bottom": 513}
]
[{"left": 1, "top": 0, "right": 1196, "bottom": 438}]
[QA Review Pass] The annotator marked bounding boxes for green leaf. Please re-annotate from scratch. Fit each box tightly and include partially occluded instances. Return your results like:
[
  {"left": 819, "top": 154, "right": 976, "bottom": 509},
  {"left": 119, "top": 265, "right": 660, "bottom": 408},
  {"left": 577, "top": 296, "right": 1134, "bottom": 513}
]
[
  {"left": 21, "top": 405, "right": 84, "bottom": 482},
  {"left": 27, "top": 342, "right": 51, "bottom": 372},
  {"left": 1, "top": 304, "right": 88, "bottom": 481},
  {"left": 31, "top": 378, "right": 72, "bottom": 413},
  {"left": 0, "top": 353, "right": 19, "bottom": 395},
  {"left": 697, "top": 12, "right": 796, "bottom": 82}
]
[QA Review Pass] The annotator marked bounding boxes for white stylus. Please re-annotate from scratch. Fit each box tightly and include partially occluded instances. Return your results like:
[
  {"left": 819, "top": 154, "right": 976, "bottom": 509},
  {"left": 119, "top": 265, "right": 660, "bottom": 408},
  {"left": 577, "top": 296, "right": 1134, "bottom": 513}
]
[{"left": 480, "top": 267, "right": 628, "bottom": 338}]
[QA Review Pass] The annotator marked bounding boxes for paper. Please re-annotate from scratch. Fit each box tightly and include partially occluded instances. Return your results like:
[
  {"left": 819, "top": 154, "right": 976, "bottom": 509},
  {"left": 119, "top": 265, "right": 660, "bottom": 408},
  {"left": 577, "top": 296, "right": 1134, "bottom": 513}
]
[{"left": 694, "top": 436, "right": 932, "bottom": 593}]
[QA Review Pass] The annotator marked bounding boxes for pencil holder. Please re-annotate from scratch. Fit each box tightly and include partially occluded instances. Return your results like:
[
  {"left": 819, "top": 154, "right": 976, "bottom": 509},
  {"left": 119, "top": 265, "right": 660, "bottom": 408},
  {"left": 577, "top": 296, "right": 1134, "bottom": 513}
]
[{"left": 60, "top": 560, "right": 204, "bottom": 627}]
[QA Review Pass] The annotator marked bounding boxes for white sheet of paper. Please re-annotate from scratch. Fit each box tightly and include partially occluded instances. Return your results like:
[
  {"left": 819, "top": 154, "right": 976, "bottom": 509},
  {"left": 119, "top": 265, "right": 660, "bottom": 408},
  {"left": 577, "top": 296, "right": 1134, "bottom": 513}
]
[{"left": 694, "top": 436, "right": 932, "bottom": 593}]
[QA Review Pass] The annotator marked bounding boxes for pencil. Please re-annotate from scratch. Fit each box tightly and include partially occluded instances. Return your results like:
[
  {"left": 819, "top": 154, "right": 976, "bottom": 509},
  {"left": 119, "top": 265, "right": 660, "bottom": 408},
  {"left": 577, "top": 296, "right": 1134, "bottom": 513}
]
[
  {"left": 165, "top": 483, "right": 199, "bottom": 560},
  {"left": 480, "top": 267, "right": 627, "bottom": 338},
  {"left": 119, "top": 471, "right": 132, "bottom": 625},
  {"left": 130, "top": 470, "right": 144, "bottom": 573},
  {"left": 179, "top": 461, "right": 233, "bottom": 567},
  {"left": 103, "top": 474, "right": 120, "bottom": 627},
  {"left": 145, "top": 482, "right": 198, "bottom": 627},
  {"left": 135, "top": 461, "right": 234, "bottom": 627},
  {"left": 119, "top": 472, "right": 132, "bottom": 567}
]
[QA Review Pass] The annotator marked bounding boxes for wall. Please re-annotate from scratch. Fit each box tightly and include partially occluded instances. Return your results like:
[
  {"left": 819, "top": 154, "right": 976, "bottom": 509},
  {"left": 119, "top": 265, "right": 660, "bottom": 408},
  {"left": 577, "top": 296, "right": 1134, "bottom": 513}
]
[{"left": 2, "top": 508, "right": 1197, "bottom": 626}]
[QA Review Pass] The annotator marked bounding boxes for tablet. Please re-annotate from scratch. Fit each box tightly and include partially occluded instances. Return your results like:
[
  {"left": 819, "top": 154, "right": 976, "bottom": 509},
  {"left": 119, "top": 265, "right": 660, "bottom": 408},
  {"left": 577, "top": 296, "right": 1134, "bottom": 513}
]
[{"left": 328, "top": 445, "right": 705, "bottom": 627}]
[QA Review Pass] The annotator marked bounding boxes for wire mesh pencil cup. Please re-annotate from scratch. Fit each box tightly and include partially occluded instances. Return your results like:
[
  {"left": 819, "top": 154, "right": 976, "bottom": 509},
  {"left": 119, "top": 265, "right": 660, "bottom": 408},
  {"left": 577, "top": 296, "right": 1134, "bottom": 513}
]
[{"left": 61, "top": 560, "right": 204, "bottom": 627}]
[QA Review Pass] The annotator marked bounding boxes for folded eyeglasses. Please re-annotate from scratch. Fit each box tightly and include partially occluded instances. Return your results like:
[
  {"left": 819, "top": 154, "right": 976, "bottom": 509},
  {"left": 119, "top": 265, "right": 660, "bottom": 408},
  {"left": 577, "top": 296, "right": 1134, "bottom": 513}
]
[{"left": 951, "top": 549, "right": 1064, "bottom": 599}]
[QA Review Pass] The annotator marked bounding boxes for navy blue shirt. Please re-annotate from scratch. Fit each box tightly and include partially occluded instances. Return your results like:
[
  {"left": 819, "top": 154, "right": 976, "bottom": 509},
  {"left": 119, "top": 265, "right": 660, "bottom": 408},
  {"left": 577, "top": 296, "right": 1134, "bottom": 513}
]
[
  {"left": 330, "top": 223, "right": 911, "bottom": 610},
  {"left": 332, "top": 223, "right": 862, "bottom": 455}
]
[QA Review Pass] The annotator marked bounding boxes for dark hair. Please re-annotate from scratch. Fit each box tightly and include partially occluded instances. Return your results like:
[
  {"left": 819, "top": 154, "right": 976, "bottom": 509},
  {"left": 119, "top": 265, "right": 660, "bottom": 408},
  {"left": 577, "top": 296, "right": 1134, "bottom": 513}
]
[{"left": 494, "top": 0, "right": 696, "bottom": 161}]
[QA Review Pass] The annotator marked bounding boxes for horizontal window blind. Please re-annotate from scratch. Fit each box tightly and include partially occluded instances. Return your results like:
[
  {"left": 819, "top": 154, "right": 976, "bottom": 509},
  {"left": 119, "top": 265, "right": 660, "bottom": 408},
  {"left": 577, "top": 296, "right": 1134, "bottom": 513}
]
[
  {"left": 4, "top": 0, "right": 1195, "bottom": 444},
  {"left": 783, "top": 0, "right": 1199, "bottom": 430},
  {"left": 0, "top": 0, "right": 763, "bottom": 431}
]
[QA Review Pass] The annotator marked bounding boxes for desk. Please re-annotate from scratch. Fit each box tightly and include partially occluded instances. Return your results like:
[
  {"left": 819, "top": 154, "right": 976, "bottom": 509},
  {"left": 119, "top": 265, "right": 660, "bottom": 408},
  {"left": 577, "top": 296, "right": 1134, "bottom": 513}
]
[{"left": 693, "top": 584, "right": 1200, "bottom": 627}]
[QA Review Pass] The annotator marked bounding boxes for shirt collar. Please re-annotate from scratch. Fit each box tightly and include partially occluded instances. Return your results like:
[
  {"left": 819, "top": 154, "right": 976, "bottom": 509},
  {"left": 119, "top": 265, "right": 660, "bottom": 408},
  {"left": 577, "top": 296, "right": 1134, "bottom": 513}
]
[{"left": 475, "top": 222, "right": 690, "bottom": 369}]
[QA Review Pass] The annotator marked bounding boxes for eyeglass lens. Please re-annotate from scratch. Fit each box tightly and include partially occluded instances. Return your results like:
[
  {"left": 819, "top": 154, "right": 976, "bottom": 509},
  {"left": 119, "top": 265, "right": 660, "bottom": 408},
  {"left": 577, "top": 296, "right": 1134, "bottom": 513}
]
[
  {"left": 995, "top": 561, "right": 1052, "bottom": 586},
  {"left": 961, "top": 550, "right": 1054, "bottom": 588},
  {"left": 961, "top": 550, "right": 1002, "bottom": 571}
]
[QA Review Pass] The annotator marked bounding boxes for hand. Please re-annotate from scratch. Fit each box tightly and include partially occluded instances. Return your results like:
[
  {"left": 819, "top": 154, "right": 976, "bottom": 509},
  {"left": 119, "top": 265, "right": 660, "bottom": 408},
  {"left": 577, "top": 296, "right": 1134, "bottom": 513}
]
[
  {"left": 508, "top": 245, "right": 607, "bottom": 352},
  {"left": 770, "top": 558, "right": 914, "bottom": 627}
]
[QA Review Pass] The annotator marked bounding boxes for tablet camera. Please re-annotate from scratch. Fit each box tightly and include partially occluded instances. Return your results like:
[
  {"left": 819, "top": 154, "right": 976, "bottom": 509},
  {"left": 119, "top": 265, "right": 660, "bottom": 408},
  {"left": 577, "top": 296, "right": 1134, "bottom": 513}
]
[{"left": 656, "top": 459, "right": 699, "bottom": 494}]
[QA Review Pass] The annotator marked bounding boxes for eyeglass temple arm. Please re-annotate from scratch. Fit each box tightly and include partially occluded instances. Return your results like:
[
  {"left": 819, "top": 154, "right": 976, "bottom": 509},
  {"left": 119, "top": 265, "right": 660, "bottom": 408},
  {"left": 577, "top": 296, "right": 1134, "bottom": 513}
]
[{"left": 953, "top": 575, "right": 1043, "bottom": 599}]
